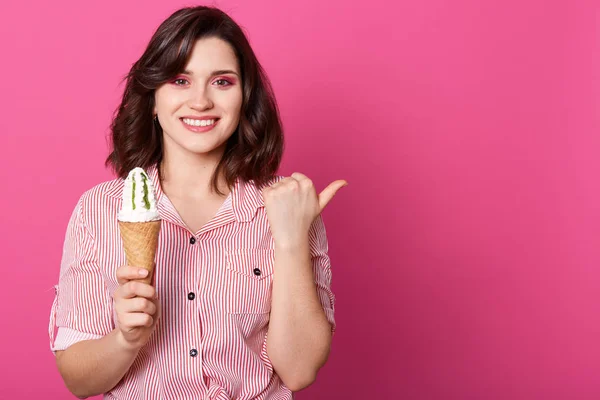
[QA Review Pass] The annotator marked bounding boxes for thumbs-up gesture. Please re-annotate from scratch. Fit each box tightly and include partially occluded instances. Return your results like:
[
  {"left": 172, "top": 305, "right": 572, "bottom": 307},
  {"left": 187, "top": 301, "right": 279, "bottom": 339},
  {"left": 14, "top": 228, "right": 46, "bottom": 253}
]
[{"left": 262, "top": 172, "right": 347, "bottom": 248}]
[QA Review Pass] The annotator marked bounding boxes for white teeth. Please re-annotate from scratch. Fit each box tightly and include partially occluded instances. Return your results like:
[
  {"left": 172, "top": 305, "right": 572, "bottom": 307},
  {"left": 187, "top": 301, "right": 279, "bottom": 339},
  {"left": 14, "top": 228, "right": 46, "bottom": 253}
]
[{"left": 182, "top": 118, "right": 216, "bottom": 127}]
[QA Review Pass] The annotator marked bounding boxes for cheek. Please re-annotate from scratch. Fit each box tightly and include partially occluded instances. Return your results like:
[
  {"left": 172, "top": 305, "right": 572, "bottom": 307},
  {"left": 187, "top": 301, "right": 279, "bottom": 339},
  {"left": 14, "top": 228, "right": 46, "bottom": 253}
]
[
  {"left": 226, "top": 93, "right": 243, "bottom": 118},
  {"left": 155, "top": 88, "right": 183, "bottom": 111},
  {"left": 221, "top": 86, "right": 242, "bottom": 107}
]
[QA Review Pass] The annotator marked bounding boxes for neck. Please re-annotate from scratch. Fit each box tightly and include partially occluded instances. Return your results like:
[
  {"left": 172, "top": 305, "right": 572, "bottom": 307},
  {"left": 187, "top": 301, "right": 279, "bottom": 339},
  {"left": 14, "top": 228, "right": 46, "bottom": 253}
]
[{"left": 159, "top": 144, "right": 229, "bottom": 199}]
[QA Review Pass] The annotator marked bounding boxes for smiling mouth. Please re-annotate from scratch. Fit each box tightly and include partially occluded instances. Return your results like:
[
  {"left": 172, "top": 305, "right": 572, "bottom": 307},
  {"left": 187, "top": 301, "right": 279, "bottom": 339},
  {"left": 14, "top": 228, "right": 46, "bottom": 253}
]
[
  {"left": 180, "top": 117, "right": 220, "bottom": 127},
  {"left": 179, "top": 117, "right": 221, "bottom": 133}
]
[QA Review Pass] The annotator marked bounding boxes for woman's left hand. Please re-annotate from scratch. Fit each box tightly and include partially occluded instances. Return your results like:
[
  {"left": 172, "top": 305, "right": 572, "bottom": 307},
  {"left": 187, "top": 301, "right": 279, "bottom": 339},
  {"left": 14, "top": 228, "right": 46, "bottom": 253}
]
[{"left": 262, "top": 172, "right": 348, "bottom": 248}]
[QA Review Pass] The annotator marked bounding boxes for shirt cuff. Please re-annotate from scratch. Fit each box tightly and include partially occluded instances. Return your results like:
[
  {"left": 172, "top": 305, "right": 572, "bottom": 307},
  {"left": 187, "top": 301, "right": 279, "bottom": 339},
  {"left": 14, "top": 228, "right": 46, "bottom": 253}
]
[
  {"left": 51, "top": 327, "right": 103, "bottom": 355},
  {"left": 323, "top": 307, "right": 336, "bottom": 334}
]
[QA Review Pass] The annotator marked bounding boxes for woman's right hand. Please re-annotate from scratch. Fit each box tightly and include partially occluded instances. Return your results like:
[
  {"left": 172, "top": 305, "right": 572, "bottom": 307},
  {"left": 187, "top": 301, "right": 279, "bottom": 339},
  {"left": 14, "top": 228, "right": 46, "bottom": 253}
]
[{"left": 113, "top": 265, "right": 161, "bottom": 351}]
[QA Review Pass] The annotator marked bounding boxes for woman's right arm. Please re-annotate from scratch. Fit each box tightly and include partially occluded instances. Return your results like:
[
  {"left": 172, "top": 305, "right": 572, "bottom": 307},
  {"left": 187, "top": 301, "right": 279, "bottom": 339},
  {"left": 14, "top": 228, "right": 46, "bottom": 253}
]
[
  {"left": 55, "top": 266, "right": 160, "bottom": 399},
  {"left": 54, "top": 329, "right": 139, "bottom": 399}
]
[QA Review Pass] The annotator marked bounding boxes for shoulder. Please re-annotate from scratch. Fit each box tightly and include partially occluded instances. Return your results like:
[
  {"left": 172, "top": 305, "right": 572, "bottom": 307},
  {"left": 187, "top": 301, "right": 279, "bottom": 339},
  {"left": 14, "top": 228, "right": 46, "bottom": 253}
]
[
  {"left": 74, "top": 176, "right": 123, "bottom": 222},
  {"left": 78, "top": 177, "right": 123, "bottom": 206}
]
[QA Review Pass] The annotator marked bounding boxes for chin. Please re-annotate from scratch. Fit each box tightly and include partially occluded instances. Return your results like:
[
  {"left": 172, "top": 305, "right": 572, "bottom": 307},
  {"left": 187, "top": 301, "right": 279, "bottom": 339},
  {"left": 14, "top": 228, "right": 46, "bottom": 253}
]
[
  {"left": 163, "top": 127, "right": 233, "bottom": 156},
  {"left": 182, "top": 140, "right": 229, "bottom": 156}
]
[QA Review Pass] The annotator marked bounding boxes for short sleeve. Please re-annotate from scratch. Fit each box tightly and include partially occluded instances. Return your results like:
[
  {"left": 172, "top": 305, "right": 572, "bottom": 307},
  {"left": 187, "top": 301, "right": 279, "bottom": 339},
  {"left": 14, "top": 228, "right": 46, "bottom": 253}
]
[
  {"left": 49, "top": 195, "right": 114, "bottom": 354},
  {"left": 308, "top": 214, "right": 336, "bottom": 334}
]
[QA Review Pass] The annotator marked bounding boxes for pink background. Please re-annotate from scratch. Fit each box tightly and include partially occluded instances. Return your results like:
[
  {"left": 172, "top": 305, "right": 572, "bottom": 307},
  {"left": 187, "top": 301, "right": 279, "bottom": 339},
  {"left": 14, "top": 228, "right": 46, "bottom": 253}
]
[{"left": 0, "top": 0, "right": 598, "bottom": 398}]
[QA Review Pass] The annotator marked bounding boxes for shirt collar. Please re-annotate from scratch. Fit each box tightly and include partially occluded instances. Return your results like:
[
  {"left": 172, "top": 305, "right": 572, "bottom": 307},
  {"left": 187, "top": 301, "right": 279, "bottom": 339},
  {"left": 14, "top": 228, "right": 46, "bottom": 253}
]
[{"left": 145, "top": 164, "right": 264, "bottom": 223}]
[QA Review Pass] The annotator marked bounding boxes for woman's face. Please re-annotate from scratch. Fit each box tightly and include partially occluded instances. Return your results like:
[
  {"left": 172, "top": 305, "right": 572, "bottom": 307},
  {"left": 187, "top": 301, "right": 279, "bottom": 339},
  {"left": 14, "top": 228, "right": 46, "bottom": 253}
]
[{"left": 154, "top": 37, "right": 243, "bottom": 160}]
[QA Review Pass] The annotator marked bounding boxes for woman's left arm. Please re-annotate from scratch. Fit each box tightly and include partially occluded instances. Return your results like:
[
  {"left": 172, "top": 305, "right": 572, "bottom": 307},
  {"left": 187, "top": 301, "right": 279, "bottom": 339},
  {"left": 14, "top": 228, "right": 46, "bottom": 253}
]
[
  {"left": 267, "top": 236, "right": 332, "bottom": 391},
  {"left": 262, "top": 173, "right": 347, "bottom": 391}
]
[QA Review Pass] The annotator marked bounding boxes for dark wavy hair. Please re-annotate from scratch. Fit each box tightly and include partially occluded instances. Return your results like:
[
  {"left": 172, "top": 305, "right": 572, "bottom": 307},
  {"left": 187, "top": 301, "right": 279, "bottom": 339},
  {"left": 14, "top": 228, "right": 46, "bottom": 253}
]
[{"left": 105, "top": 6, "right": 284, "bottom": 195}]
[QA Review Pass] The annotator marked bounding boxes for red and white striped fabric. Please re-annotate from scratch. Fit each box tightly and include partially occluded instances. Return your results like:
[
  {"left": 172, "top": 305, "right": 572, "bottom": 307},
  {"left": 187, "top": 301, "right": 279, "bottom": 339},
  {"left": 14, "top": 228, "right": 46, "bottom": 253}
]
[{"left": 49, "top": 165, "right": 336, "bottom": 400}]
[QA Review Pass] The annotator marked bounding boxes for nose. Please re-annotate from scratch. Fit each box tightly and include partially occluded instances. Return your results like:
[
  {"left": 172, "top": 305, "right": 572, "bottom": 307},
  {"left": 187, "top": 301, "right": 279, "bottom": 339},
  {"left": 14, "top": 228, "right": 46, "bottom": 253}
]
[{"left": 187, "top": 85, "right": 213, "bottom": 110}]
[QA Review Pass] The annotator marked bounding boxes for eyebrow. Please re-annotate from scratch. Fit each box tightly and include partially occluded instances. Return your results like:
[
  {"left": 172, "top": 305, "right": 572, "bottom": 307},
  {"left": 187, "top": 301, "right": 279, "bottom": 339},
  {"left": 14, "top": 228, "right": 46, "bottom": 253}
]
[{"left": 183, "top": 69, "right": 240, "bottom": 77}]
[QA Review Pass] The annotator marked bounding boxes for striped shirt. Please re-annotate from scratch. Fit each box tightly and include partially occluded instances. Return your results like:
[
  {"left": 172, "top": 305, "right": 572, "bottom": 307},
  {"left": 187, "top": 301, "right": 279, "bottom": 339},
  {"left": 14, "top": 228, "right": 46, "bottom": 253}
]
[{"left": 49, "top": 165, "right": 336, "bottom": 400}]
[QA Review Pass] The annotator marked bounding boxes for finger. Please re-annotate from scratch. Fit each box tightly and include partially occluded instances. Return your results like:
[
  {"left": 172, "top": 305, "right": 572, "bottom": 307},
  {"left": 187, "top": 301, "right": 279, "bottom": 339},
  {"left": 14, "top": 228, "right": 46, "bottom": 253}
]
[
  {"left": 121, "top": 281, "right": 157, "bottom": 300},
  {"left": 277, "top": 176, "right": 297, "bottom": 186},
  {"left": 318, "top": 180, "right": 348, "bottom": 212},
  {"left": 121, "top": 313, "right": 154, "bottom": 330},
  {"left": 290, "top": 172, "right": 310, "bottom": 182},
  {"left": 290, "top": 172, "right": 314, "bottom": 190},
  {"left": 124, "top": 297, "right": 158, "bottom": 315},
  {"left": 116, "top": 265, "right": 149, "bottom": 285}
]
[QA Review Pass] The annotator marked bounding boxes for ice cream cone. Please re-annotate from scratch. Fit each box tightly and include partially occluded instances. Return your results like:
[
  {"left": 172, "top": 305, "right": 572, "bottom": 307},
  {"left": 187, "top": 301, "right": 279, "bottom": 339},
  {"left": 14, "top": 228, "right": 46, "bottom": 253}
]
[
  {"left": 118, "top": 220, "right": 161, "bottom": 285},
  {"left": 118, "top": 167, "right": 161, "bottom": 285}
]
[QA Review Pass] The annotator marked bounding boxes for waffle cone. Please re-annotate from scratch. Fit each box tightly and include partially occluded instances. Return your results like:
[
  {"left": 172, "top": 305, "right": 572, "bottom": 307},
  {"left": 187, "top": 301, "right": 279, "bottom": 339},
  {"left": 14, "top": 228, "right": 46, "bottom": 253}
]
[{"left": 118, "top": 220, "right": 161, "bottom": 285}]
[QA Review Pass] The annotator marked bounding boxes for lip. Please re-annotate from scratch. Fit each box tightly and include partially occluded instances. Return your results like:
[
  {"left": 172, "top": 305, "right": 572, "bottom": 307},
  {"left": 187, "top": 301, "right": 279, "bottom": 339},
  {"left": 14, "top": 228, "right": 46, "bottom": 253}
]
[{"left": 180, "top": 117, "right": 220, "bottom": 133}]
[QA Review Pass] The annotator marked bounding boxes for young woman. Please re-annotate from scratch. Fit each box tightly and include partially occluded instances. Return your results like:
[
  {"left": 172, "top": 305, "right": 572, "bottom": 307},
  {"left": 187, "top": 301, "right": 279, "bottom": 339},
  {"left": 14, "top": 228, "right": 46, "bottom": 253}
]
[{"left": 49, "top": 5, "right": 346, "bottom": 399}]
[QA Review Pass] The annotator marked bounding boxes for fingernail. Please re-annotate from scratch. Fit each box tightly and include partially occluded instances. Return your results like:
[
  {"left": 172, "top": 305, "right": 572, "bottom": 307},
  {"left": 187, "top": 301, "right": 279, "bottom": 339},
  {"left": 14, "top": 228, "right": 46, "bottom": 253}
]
[{"left": 139, "top": 269, "right": 148, "bottom": 277}]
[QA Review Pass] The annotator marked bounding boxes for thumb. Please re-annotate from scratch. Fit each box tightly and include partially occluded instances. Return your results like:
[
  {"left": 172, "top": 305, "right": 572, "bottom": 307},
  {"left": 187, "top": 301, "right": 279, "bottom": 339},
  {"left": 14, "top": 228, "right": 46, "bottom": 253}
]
[{"left": 318, "top": 180, "right": 348, "bottom": 212}]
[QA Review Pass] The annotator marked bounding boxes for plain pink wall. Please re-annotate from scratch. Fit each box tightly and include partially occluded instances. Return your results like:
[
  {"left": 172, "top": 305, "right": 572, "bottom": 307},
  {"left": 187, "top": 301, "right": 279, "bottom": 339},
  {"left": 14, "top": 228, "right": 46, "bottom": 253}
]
[{"left": 0, "top": 0, "right": 597, "bottom": 398}]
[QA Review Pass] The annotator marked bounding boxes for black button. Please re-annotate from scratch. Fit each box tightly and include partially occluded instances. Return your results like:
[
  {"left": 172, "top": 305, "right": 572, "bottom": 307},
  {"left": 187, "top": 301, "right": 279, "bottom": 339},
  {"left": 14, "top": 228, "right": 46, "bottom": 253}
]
[
  {"left": 189, "top": 237, "right": 196, "bottom": 245},
  {"left": 187, "top": 292, "right": 195, "bottom": 300},
  {"left": 190, "top": 348, "right": 198, "bottom": 357},
  {"left": 253, "top": 268, "right": 261, "bottom": 276}
]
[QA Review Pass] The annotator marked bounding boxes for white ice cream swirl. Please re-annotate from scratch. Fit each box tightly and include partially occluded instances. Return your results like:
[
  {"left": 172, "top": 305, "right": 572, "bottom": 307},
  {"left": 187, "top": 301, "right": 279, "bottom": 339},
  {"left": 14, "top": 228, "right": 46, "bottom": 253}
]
[{"left": 118, "top": 167, "right": 160, "bottom": 222}]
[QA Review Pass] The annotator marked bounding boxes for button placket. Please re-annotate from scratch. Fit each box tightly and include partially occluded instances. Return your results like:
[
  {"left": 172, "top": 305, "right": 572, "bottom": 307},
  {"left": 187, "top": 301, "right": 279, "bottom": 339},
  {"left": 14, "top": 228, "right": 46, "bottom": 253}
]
[{"left": 187, "top": 235, "right": 200, "bottom": 361}]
